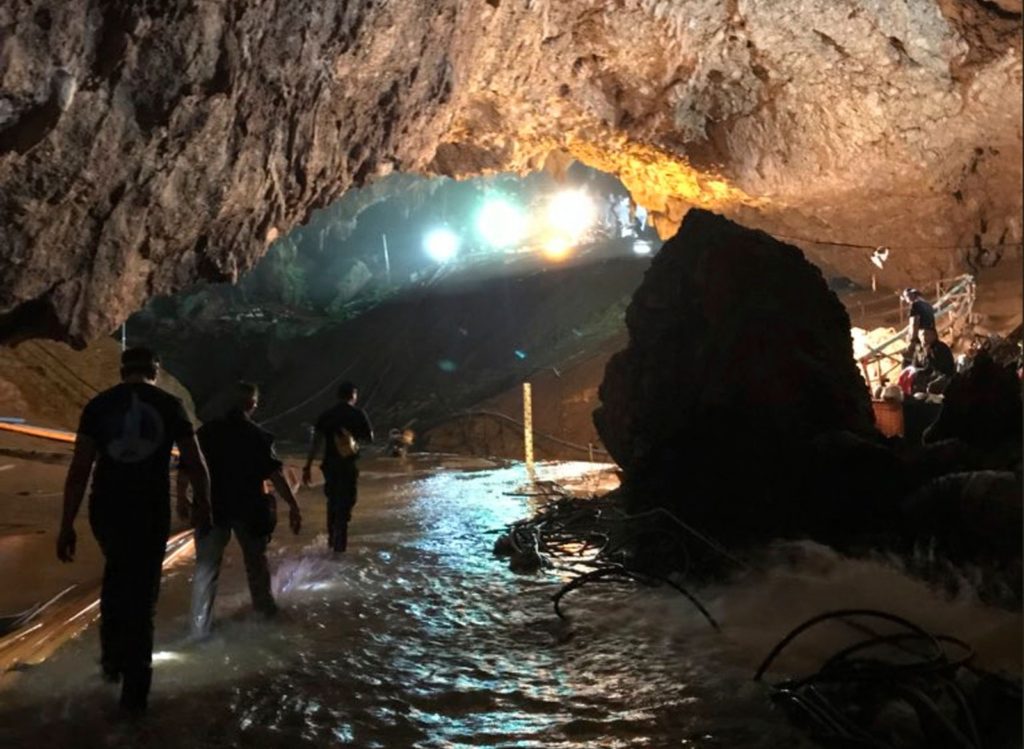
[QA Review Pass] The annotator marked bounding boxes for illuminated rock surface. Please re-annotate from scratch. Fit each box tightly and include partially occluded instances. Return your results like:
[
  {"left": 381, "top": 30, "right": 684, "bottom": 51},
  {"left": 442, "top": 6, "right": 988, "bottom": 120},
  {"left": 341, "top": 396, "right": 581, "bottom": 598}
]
[{"left": 1, "top": 1, "right": 1021, "bottom": 343}]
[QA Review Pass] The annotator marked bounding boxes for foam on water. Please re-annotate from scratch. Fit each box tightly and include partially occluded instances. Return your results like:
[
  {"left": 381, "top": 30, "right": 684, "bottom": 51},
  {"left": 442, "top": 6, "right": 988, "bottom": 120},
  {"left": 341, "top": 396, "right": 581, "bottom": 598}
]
[{"left": 0, "top": 463, "right": 1018, "bottom": 748}]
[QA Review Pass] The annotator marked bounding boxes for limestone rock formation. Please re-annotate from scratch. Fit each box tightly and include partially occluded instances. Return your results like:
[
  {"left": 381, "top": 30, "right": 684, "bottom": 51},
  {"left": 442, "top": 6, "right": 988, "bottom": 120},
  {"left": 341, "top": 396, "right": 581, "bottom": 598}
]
[
  {"left": 593, "top": 209, "right": 879, "bottom": 539},
  {"left": 1, "top": 1, "right": 1021, "bottom": 343}
]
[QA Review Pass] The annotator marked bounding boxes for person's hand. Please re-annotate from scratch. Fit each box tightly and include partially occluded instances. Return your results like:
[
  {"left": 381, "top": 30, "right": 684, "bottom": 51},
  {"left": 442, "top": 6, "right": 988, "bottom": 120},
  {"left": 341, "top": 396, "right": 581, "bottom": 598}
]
[
  {"left": 302, "top": 465, "right": 313, "bottom": 487},
  {"left": 288, "top": 506, "right": 302, "bottom": 535},
  {"left": 57, "top": 524, "right": 76, "bottom": 563}
]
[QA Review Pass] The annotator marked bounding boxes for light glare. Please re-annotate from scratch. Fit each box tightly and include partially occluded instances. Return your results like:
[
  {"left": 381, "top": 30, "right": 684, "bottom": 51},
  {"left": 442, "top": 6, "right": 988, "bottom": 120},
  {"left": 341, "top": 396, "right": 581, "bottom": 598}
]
[
  {"left": 477, "top": 199, "right": 526, "bottom": 248},
  {"left": 541, "top": 235, "right": 573, "bottom": 261},
  {"left": 546, "top": 190, "right": 595, "bottom": 240},
  {"left": 423, "top": 228, "right": 459, "bottom": 262}
]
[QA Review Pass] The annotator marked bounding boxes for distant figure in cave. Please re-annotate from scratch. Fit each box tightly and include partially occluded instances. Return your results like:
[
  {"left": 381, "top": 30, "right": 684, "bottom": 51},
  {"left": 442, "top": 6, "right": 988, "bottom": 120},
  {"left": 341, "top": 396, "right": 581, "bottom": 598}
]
[
  {"left": 182, "top": 382, "right": 302, "bottom": 639},
  {"left": 303, "top": 382, "right": 373, "bottom": 553},
  {"left": 911, "top": 328, "right": 955, "bottom": 394},
  {"left": 56, "top": 347, "right": 210, "bottom": 716},
  {"left": 902, "top": 287, "right": 936, "bottom": 362}
]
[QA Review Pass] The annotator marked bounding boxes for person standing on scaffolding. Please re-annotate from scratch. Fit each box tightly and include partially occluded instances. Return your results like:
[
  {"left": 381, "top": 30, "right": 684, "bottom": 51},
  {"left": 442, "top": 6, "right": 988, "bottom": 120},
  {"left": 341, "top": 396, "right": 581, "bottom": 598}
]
[
  {"left": 303, "top": 382, "right": 373, "bottom": 553},
  {"left": 902, "top": 288, "right": 936, "bottom": 363}
]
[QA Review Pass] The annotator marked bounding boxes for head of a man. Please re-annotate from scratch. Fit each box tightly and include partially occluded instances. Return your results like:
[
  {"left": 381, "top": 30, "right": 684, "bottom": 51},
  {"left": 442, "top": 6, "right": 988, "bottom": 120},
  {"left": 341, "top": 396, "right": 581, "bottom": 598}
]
[
  {"left": 235, "top": 381, "right": 259, "bottom": 416},
  {"left": 120, "top": 347, "right": 160, "bottom": 383},
  {"left": 918, "top": 328, "right": 938, "bottom": 346},
  {"left": 902, "top": 288, "right": 921, "bottom": 304},
  {"left": 338, "top": 381, "right": 358, "bottom": 405}
]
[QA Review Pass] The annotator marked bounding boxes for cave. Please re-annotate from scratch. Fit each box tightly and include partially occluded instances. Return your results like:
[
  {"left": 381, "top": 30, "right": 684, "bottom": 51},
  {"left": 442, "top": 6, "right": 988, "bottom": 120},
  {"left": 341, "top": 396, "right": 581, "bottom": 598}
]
[{"left": 0, "top": 2, "right": 1022, "bottom": 747}]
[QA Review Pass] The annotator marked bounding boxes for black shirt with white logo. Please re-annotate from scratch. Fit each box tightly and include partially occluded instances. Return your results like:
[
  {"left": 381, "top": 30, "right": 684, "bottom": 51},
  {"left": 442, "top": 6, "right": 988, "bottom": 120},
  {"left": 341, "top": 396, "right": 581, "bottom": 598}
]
[
  {"left": 198, "top": 410, "right": 283, "bottom": 527},
  {"left": 314, "top": 402, "right": 373, "bottom": 469},
  {"left": 78, "top": 382, "right": 194, "bottom": 503}
]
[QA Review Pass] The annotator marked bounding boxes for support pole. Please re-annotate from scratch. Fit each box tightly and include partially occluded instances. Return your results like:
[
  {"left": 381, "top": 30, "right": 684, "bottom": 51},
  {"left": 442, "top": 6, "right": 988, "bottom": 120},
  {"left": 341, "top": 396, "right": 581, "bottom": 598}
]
[
  {"left": 523, "top": 382, "right": 535, "bottom": 481},
  {"left": 120, "top": 322, "right": 126, "bottom": 352}
]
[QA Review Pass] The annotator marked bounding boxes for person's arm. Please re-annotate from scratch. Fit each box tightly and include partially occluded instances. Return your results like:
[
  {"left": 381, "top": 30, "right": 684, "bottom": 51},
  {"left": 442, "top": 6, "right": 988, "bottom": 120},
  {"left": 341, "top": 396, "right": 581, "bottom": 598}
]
[
  {"left": 358, "top": 411, "right": 374, "bottom": 444},
  {"left": 303, "top": 429, "right": 324, "bottom": 486},
  {"left": 177, "top": 434, "right": 211, "bottom": 529},
  {"left": 175, "top": 465, "right": 191, "bottom": 522},
  {"left": 57, "top": 435, "right": 97, "bottom": 562},
  {"left": 270, "top": 469, "right": 302, "bottom": 534}
]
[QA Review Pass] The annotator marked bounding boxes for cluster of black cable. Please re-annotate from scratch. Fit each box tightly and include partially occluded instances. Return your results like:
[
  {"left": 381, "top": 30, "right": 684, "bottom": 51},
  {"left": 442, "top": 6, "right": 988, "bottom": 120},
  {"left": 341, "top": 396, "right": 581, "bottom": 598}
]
[
  {"left": 493, "top": 491, "right": 731, "bottom": 631},
  {"left": 755, "top": 609, "right": 1022, "bottom": 749}
]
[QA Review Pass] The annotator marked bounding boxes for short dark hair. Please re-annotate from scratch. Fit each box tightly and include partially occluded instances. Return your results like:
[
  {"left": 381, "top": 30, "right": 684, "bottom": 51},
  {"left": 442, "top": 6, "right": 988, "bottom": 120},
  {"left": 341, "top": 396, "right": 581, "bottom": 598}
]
[
  {"left": 235, "top": 381, "right": 259, "bottom": 407},
  {"left": 120, "top": 347, "right": 159, "bottom": 380},
  {"left": 337, "top": 381, "right": 357, "bottom": 401}
]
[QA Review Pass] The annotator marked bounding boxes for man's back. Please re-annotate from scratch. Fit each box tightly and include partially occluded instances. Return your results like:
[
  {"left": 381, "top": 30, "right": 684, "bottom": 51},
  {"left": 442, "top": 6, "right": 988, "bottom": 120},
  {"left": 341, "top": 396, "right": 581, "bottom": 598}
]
[
  {"left": 79, "top": 382, "right": 192, "bottom": 503},
  {"left": 315, "top": 402, "right": 373, "bottom": 467},
  {"left": 198, "top": 411, "right": 282, "bottom": 526},
  {"left": 910, "top": 299, "right": 936, "bottom": 331}
]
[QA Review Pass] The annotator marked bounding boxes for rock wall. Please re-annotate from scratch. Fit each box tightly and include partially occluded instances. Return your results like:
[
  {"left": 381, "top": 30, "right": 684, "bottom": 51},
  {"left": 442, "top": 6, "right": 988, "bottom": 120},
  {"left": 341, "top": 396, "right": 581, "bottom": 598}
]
[{"left": 1, "top": 1, "right": 1021, "bottom": 344}]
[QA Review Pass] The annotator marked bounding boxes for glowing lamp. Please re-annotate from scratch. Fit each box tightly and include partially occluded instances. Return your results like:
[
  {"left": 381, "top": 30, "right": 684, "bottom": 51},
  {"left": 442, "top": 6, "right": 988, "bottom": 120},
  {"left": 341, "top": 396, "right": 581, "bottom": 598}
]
[
  {"left": 546, "top": 190, "right": 595, "bottom": 240},
  {"left": 423, "top": 228, "right": 459, "bottom": 263},
  {"left": 541, "top": 235, "right": 573, "bottom": 261}
]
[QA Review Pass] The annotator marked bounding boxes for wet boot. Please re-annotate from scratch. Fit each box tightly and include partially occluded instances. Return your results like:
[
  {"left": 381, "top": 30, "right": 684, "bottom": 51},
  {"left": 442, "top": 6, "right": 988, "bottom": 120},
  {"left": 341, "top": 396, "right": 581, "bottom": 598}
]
[{"left": 119, "top": 667, "right": 152, "bottom": 716}]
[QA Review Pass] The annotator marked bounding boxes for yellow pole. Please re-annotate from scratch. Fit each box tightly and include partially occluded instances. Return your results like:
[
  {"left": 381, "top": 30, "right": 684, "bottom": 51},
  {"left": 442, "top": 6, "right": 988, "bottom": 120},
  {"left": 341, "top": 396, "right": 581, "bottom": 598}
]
[{"left": 523, "top": 382, "right": 535, "bottom": 481}]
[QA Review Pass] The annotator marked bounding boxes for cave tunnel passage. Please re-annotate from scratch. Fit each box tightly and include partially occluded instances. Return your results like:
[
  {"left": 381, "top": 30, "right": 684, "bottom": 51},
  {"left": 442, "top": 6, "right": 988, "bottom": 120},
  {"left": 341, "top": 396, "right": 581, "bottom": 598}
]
[
  {"left": 121, "top": 164, "right": 666, "bottom": 447},
  {"left": 1, "top": 167, "right": 1021, "bottom": 749}
]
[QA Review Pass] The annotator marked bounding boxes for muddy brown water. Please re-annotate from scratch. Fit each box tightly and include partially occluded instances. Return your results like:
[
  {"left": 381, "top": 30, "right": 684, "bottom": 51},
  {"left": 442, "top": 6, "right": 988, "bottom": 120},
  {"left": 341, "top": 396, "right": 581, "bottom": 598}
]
[{"left": 0, "top": 457, "right": 1019, "bottom": 748}]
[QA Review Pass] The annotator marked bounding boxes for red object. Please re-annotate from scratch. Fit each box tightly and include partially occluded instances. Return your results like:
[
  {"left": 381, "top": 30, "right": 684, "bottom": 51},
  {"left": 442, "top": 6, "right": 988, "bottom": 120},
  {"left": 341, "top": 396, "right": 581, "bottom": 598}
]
[{"left": 898, "top": 367, "right": 916, "bottom": 395}]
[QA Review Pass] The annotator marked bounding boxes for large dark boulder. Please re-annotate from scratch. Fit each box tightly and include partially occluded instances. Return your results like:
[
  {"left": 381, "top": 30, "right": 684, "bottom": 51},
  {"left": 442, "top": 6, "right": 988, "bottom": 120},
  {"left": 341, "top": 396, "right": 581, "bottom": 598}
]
[{"left": 594, "top": 209, "right": 877, "bottom": 540}]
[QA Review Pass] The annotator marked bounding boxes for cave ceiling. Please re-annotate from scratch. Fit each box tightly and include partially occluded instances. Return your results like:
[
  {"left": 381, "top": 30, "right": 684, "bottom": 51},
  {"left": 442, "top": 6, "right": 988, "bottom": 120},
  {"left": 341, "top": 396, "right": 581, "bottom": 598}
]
[{"left": 0, "top": 0, "right": 1021, "bottom": 344}]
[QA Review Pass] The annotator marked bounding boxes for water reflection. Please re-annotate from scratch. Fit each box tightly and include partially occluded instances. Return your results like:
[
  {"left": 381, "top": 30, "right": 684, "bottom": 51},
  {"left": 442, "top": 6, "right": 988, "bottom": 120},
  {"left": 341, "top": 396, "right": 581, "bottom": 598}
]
[{"left": 0, "top": 460, "right": 1018, "bottom": 748}]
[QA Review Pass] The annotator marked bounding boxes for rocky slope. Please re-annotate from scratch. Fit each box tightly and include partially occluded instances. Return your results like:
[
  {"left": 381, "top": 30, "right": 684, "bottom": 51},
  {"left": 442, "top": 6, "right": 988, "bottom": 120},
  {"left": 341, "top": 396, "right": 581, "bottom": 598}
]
[
  {"left": 0, "top": 335, "right": 196, "bottom": 430},
  {"left": 1, "top": 0, "right": 1021, "bottom": 344}
]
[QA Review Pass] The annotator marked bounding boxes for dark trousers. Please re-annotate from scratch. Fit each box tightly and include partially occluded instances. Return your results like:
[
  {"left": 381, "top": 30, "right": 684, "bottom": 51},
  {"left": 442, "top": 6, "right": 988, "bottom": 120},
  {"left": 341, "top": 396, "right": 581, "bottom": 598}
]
[
  {"left": 323, "top": 461, "right": 358, "bottom": 552},
  {"left": 190, "top": 522, "right": 276, "bottom": 638},
  {"left": 90, "top": 502, "right": 169, "bottom": 712}
]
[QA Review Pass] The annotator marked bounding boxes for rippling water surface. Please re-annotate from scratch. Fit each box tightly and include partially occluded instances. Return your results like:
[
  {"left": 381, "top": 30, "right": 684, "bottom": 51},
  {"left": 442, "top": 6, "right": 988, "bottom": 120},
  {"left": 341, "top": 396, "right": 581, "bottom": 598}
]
[{"left": 0, "top": 459, "right": 1019, "bottom": 748}]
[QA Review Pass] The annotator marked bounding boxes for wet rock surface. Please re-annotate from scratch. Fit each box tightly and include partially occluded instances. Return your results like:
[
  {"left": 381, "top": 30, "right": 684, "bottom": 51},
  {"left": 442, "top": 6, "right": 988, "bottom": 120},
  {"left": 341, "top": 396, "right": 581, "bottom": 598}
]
[{"left": 1, "top": 1, "right": 1021, "bottom": 343}]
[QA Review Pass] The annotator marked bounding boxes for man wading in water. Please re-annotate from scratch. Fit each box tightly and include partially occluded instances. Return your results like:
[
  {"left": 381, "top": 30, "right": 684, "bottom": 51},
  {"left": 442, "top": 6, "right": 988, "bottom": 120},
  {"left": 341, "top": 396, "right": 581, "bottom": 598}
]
[
  {"left": 183, "top": 382, "right": 302, "bottom": 638},
  {"left": 303, "top": 382, "right": 373, "bottom": 553},
  {"left": 57, "top": 348, "right": 210, "bottom": 715}
]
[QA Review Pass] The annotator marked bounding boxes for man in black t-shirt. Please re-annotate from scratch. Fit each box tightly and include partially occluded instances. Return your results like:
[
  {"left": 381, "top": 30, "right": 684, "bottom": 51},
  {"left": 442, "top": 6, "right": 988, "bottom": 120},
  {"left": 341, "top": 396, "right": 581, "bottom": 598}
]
[
  {"left": 57, "top": 348, "right": 210, "bottom": 715},
  {"left": 902, "top": 288, "right": 936, "bottom": 362},
  {"left": 183, "top": 382, "right": 302, "bottom": 638},
  {"left": 303, "top": 382, "right": 373, "bottom": 552}
]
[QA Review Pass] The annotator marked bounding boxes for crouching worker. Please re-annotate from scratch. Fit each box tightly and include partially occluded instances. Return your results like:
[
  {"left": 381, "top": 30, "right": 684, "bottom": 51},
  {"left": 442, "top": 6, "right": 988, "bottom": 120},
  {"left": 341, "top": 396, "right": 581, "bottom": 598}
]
[{"left": 180, "top": 382, "right": 301, "bottom": 639}]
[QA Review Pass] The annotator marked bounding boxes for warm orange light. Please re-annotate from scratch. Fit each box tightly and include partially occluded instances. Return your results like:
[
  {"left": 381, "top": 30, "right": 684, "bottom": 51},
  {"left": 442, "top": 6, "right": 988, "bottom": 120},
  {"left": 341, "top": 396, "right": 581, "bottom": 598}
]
[{"left": 541, "top": 235, "right": 573, "bottom": 261}]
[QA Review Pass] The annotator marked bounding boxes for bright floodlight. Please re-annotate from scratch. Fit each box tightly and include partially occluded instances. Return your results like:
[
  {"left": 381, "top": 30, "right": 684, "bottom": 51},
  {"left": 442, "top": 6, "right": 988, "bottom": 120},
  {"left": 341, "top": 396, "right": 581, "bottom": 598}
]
[
  {"left": 423, "top": 228, "right": 459, "bottom": 262},
  {"left": 546, "top": 189, "right": 596, "bottom": 240},
  {"left": 477, "top": 199, "right": 526, "bottom": 248},
  {"left": 632, "top": 240, "right": 653, "bottom": 256}
]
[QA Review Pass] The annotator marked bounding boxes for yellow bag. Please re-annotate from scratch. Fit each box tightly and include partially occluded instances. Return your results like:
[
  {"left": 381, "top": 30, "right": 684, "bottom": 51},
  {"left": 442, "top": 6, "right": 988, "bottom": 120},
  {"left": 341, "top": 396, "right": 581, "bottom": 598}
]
[{"left": 333, "top": 427, "right": 358, "bottom": 458}]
